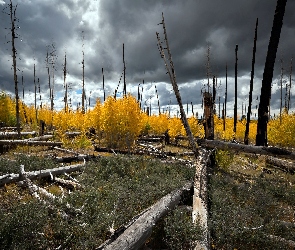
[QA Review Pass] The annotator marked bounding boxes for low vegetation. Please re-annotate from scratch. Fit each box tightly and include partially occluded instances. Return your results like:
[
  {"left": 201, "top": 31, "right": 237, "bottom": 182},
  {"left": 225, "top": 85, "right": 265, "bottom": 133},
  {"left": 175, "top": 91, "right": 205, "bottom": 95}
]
[
  {"left": 0, "top": 154, "right": 197, "bottom": 249},
  {"left": 210, "top": 150, "right": 295, "bottom": 249}
]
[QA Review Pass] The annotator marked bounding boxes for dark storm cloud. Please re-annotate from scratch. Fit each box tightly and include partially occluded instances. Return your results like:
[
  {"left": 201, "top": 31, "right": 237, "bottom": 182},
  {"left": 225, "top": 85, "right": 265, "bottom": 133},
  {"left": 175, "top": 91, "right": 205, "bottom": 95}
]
[{"left": 0, "top": 0, "right": 294, "bottom": 113}]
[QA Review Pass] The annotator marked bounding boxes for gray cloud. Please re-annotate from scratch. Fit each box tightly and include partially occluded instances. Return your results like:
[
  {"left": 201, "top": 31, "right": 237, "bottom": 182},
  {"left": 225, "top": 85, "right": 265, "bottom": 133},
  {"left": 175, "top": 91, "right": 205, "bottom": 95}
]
[{"left": 0, "top": 0, "right": 294, "bottom": 116}]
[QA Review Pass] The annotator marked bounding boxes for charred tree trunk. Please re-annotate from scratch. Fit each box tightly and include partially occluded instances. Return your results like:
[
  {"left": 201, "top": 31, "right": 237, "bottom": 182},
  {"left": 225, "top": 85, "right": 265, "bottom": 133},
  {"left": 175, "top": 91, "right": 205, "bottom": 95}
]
[
  {"left": 156, "top": 12, "right": 198, "bottom": 158},
  {"left": 9, "top": 0, "right": 21, "bottom": 138},
  {"left": 203, "top": 92, "right": 214, "bottom": 140},
  {"left": 245, "top": 18, "right": 258, "bottom": 145},
  {"left": 256, "top": 0, "right": 288, "bottom": 146},
  {"left": 234, "top": 45, "right": 238, "bottom": 136}
]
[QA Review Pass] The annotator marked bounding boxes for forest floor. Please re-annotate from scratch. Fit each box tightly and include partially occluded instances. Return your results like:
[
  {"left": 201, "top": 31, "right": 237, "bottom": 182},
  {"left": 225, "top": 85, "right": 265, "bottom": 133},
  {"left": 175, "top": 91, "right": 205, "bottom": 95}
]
[{"left": 0, "top": 140, "right": 294, "bottom": 249}]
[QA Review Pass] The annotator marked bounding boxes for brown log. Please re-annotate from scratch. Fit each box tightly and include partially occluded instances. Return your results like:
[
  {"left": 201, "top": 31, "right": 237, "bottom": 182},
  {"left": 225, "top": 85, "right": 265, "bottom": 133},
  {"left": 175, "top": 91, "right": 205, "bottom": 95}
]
[
  {"left": 0, "top": 163, "right": 85, "bottom": 186},
  {"left": 0, "top": 140, "right": 62, "bottom": 146},
  {"left": 99, "top": 182, "right": 193, "bottom": 250},
  {"left": 197, "top": 139, "right": 295, "bottom": 160}
]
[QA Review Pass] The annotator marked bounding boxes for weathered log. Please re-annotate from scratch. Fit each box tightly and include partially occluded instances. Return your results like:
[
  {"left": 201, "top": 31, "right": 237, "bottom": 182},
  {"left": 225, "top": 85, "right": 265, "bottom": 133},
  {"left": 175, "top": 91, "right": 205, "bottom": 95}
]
[
  {"left": 53, "top": 146, "right": 81, "bottom": 155},
  {"left": 0, "top": 140, "right": 62, "bottom": 146},
  {"left": 27, "top": 135, "right": 53, "bottom": 141},
  {"left": 94, "top": 146, "right": 167, "bottom": 158},
  {"left": 0, "top": 131, "right": 36, "bottom": 139},
  {"left": 265, "top": 156, "right": 295, "bottom": 173},
  {"left": 99, "top": 182, "right": 193, "bottom": 250},
  {"left": 137, "top": 137, "right": 164, "bottom": 142},
  {"left": 0, "top": 127, "right": 21, "bottom": 131},
  {"left": 193, "top": 148, "right": 212, "bottom": 250},
  {"left": 197, "top": 139, "right": 295, "bottom": 160},
  {"left": 0, "top": 162, "right": 85, "bottom": 186}
]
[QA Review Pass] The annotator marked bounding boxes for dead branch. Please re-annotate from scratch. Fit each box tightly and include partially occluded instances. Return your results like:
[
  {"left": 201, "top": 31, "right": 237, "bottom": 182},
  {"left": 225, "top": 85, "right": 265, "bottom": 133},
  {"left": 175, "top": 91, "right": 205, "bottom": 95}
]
[
  {"left": 0, "top": 162, "right": 86, "bottom": 186},
  {"left": 53, "top": 176, "right": 82, "bottom": 190}
]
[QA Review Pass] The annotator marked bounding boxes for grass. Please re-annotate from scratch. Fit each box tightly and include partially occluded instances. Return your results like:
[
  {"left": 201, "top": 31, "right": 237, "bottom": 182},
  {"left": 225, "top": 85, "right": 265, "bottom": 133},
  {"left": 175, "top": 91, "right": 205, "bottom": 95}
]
[
  {"left": 209, "top": 150, "right": 295, "bottom": 249},
  {"left": 1, "top": 144, "right": 294, "bottom": 249},
  {"left": 0, "top": 154, "right": 197, "bottom": 249}
]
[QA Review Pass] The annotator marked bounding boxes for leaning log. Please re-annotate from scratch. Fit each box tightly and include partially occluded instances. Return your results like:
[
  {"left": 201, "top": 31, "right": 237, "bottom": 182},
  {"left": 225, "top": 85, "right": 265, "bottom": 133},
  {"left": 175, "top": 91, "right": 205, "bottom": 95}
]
[
  {"left": 99, "top": 182, "right": 193, "bottom": 250},
  {"left": 0, "top": 140, "right": 62, "bottom": 146},
  {"left": 197, "top": 139, "right": 295, "bottom": 160},
  {"left": 0, "top": 162, "right": 85, "bottom": 186}
]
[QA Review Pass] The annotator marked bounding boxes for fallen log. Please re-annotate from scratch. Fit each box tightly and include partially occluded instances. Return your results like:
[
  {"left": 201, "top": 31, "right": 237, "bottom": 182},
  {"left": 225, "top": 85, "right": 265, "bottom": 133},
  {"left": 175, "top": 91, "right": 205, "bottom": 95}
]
[
  {"left": 54, "top": 155, "right": 96, "bottom": 163},
  {"left": 94, "top": 146, "right": 167, "bottom": 158},
  {"left": 98, "top": 182, "right": 193, "bottom": 250},
  {"left": 197, "top": 139, "right": 295, "bottom": 160},
  {"left": 193, "top": 148, "right": 212, "bottom": 250},
  {"left": 265, "top": 156, "right": 295, "bottom": 173},
  {"left": 137, "top": 137, "right": 164, "bottom": 142},
  {"left": 0, "top": 140, "right": 62, "bottom": 146},
  {"left": 0, "top": 162, "right": 85, "bottom": 186},
  {"left": 27, "top": 135, "right": 53, "bottom": 141},
  {"left": 0, "top": 131, "right": 36, "bottom": 139},
  {"left": 0, "top": 127, "right": 21, "bottom": 131}
]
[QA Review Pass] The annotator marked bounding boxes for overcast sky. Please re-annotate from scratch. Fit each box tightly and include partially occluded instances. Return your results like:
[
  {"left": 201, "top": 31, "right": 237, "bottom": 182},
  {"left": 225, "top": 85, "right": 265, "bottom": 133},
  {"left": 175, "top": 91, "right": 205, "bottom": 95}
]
[{"left": 0, "top": 0, "right": 294, "bottom": 117}]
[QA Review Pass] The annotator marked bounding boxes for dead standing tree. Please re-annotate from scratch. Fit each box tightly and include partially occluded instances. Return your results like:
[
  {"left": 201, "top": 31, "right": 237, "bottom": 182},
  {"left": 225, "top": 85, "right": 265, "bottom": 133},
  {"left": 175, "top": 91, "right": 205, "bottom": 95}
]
[
  {"left": 156, "top": 13, "right": 210, "bottom": 249},
  {"left": 5, "top": 0, "right": 21, "bottom": 138},
  {"left": 244, "top": 18, "right": 258, "bottom": 145},
  {"left": 156, "top": 14, "right": 198, "bottom": 158},
  {"left": 256, "top": 0, "right": 288, "bottom": 146}
]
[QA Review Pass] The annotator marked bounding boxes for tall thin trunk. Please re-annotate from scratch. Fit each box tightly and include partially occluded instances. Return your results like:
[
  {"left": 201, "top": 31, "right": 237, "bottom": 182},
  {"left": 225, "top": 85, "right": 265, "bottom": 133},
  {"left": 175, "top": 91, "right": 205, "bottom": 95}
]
[
  {"left": 9, "top": 0, "right": 20, "bottom": 137},
  {"left": 234, "top": 45, "right": 238, "bottom": 135},
  {"left": 123, "top": 43, "right": 126, "bottom": 96},
  {"left": 21, "top": 71, "right": 24, "bottom": 99},
  {"left": 81, "top": 31, "right": 85, "bottom": 113},
  {"left": 206, "top": 43, "right": 211, "bottom": 92},
  {"left": 34, "top": 63, "right": 37, "bottom": 121},
  {"left": 102, "top": 68, "right": 105, "bottom": 102},
  {"left": 288, "top": 57, "right": 293, "bottom": 111},
  {"left": 280, "top": 59, "right": 283, "bottom": 124},
  {"left": 63, "top": 52, "right": 68, "bottom": 112},
  {"left": 224, "top": 64, "right": 228, "bottom": 131},
  {"left": 256, "top": 0, "right": 288, "bottom": 146},
  {"left": 156, "top": 12, "right": 198, "bottom": 157},
  {"left": 245, "top": 18, "right": 258, "bottom": 145}
]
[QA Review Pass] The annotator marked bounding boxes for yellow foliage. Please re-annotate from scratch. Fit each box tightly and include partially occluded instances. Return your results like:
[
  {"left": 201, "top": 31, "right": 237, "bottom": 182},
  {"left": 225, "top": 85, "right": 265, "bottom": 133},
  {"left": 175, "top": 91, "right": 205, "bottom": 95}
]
[
  {"left": 101, "top": 94, "right": 142, "bottom": 149},
  {"left": 0, "top": 92, "right": 16, "bottom": 126},
  {"left": 268, "top": 112, "right": 295, "bottom": 147},
  {"left": 214, "top": 115, "right": 257, "bottom": 144},
  {"left": 3, "top": 89, "right": 295, "bottom": 149}
]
